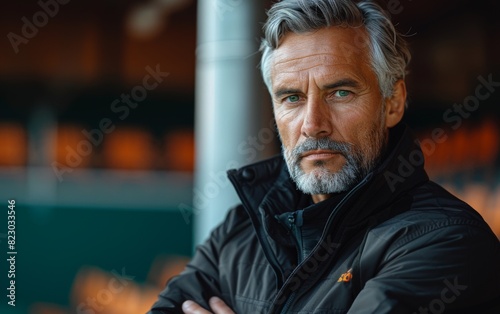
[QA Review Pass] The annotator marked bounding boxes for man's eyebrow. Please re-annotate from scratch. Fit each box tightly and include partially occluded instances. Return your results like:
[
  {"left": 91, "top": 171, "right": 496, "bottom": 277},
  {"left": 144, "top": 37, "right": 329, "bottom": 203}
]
[
  {"left": 273, "top": 79, "right": 360, "bottom": 98},
  {"left": 323, "top": 79, "right": 360, "bottom": 90},
  {"left": 273, "top": 88, "right": 302, "bottom": 99}
]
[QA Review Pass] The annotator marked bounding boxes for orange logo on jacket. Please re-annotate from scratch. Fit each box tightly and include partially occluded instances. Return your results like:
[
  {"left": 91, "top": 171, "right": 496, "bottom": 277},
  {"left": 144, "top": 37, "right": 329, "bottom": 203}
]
[{"left": 338, "top": 269, "right": 352, "bottom": 283}]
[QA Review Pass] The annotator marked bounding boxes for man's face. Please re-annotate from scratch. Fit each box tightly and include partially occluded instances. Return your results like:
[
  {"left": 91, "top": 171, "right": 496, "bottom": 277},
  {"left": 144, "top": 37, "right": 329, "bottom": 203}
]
[{"left": 271, "top": 27, "right": 390, "bottom": 201}]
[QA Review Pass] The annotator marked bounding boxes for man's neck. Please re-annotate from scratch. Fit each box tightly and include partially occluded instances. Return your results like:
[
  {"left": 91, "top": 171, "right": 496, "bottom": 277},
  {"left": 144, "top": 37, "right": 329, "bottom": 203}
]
[{"left": 311, "top": 193, "right": 332, "bottom": 203}]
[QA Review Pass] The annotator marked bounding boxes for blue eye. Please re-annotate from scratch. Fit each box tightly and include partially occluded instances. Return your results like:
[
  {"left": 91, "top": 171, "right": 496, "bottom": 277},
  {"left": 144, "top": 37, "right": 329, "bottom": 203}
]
[
  {"left": 286, "top": 95, "right": 300, "bottom": 102},
  {"left": 335, "top": 90, "right": 351, "bottom": 97}
]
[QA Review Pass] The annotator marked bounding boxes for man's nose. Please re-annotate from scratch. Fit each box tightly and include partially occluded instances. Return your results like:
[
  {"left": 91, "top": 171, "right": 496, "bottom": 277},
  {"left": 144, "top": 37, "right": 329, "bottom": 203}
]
[{"left": 301, "top": 98, "right": 332, "bottom": 138}]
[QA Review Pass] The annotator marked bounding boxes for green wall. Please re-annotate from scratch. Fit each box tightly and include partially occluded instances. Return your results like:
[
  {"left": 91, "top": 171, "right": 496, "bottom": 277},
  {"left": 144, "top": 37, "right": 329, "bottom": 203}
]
[{"left": 0, "top": 205, "right": 193, "bottom": 313}]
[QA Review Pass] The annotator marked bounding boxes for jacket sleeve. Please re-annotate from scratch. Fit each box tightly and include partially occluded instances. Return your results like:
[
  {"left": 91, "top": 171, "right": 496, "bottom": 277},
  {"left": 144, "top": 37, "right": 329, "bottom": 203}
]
[
  {"left": 347, "top": 222, "right": 500, "bottom": 314},
  {"left": 148, "top": 205, "right": 247, "bottom": 314}
]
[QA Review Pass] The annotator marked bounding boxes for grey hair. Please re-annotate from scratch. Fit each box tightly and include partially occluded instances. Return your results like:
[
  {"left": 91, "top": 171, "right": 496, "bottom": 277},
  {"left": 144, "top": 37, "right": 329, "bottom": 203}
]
[{"left": 260, "top": 0, "right": 411, "bottom": 99}]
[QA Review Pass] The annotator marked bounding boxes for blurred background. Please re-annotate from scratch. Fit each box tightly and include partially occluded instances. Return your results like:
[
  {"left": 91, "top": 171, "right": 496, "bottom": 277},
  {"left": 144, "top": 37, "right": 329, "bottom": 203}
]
[{"left": 0, "top": 0, "right": 499, "bottom": 313}]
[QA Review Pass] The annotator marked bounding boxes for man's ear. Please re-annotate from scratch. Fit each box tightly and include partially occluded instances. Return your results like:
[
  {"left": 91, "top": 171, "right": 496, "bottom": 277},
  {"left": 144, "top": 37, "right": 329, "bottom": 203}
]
[{"left": 384, "top": 79, "right": 407, "bottom": 128}]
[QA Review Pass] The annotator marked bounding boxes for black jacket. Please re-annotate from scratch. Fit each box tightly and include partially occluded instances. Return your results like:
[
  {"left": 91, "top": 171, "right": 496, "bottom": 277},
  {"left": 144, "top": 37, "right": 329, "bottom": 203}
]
[{"left": 150, "top": 124, "right": 500, "bottom": 313}]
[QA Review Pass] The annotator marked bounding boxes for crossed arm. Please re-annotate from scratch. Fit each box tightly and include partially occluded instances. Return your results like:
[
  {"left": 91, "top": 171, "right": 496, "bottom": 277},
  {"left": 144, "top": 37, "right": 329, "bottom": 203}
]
[{"left": 182, "top": 297, "right": 234, "bottom": 314}]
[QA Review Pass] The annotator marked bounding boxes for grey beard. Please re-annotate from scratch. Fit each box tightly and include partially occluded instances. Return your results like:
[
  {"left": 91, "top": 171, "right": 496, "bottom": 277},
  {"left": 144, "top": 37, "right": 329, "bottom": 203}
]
[{"left": 283, "top": 138, "right": 371, "bottom": 195}]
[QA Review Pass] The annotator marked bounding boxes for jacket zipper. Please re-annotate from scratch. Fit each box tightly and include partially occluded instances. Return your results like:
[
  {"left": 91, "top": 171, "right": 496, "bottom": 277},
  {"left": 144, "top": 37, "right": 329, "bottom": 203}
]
[
  {"left": 287, "top": 212, "right": 305, "bottom": 263},
  {"left": 280, "top": 291, "right": 297, "bottom": 314},
  {"left": 277, "top": 174, "right": 373, "bottom": 314}
]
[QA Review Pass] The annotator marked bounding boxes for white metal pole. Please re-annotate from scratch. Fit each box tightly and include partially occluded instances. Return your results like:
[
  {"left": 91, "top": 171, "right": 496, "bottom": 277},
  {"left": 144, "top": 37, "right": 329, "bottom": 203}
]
[{"left": 194, "top": 0, "right": 266, "bottom": 245}]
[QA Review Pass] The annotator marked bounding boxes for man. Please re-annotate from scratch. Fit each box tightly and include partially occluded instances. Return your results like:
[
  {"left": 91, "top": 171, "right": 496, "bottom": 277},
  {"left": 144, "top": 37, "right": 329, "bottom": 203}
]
[{"left": 150, "top": 0, "right": 500, "bottom": 313}]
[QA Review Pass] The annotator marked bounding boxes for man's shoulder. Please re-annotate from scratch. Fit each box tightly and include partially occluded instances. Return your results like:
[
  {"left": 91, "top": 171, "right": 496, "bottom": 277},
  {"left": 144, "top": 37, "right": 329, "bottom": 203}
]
[
  {"left": 215, "top": 204, "right": 252, "bottom": 237},
  {"left": 369, "top": 180, "right": 498, "bottom": 246},
  {"left": 403, "top": 180, "right": 487, "bottom": 226}
]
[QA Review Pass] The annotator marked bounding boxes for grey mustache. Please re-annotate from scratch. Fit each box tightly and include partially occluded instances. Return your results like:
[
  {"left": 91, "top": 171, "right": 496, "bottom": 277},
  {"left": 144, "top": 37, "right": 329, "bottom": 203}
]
[{"left": 292, "top": 138, "right": 351, "bottom": 157}]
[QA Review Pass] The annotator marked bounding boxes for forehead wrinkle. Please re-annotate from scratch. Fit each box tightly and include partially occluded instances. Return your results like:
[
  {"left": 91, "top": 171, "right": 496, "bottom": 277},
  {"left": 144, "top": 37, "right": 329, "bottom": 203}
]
[
  {"left": 275, "top": 64, "right": 356, "bottom": 76},
  {"left": 273, "top": 65, "right": 368, "bottom": 92},
  {"left": 273, "top": 53, "right": 353, "bottom": 72}
]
